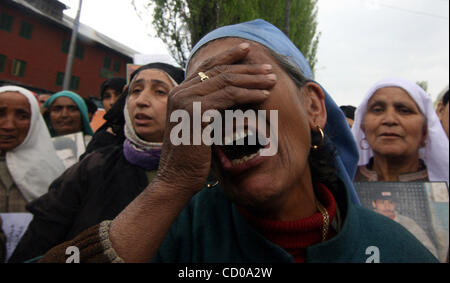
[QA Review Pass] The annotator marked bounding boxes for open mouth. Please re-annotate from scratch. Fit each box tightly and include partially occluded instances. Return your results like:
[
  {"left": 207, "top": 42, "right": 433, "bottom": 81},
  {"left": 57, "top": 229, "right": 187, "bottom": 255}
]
[
  {"left": 214, "top": 125, "right": 270, "bottom": 175},
  {"left": 220, "top": 127, "right": 267, "bottom": 165},
  {"left": 135, "top": 113, "right": 152, "bottom": 120}
]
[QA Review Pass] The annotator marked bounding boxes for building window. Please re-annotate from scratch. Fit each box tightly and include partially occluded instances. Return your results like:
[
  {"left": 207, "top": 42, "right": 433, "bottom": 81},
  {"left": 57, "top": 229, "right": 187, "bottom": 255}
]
[
  {"left": 56, "top": 72, "right": 65, "bottom": 86},
  {"left": 0, "top": 13, "right": 14, "bottom": 32},
  {"left": 61, "top": 38, "right": 70, "bottom": 53},
  {"left": 75, "top": 45, "right": 84, "bottom": 59},
  {"left": 103, "top": 56, "right": 111, "bottom": 69},
  {"left": 0, "top": 54, "right": 6, "bottom": 73},
  {"left": 56, "top": 72, "right": 80, "bottom": 90},
  {"left": 62, "top": 39, "right": 84, "bottom": 60},
  {"left": 11, "top": 59, "right": 26, "bottom": 77},
  {"left": 19, "top": 21, "right": 33, "bottom": 39},
  {"left": 113, "top": 61, "right": 120, "bottom": 72},
  {"left": 70, "top": 76, "right": 80, "bottom": 90}
]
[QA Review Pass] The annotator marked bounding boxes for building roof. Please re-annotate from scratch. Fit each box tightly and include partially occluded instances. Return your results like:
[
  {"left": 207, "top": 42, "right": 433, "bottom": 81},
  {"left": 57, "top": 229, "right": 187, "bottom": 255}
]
[{"left": 10, "top": 0, "right": 138, "bottom": 58}]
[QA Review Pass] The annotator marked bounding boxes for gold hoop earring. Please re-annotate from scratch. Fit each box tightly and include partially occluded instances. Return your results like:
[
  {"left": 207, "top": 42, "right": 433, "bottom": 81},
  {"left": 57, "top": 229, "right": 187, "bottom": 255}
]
[{"left": 311, "top": 125, "right": 324, "bottom": 150}]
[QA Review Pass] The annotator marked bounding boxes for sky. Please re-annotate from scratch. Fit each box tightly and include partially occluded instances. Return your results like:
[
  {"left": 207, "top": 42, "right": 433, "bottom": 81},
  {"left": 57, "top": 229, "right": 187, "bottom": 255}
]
[{"left": 59, "top": 0, "right": 449, "bottom": 107}]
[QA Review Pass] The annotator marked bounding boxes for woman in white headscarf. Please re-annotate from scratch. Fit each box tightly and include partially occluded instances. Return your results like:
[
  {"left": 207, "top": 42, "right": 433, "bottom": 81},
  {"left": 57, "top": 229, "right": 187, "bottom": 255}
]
[
  {"left": 0, "top": 86, "right": 64, "bottom": 212},
  {"left": 351, "top": 77, "right": 449, "bottom": 184}
]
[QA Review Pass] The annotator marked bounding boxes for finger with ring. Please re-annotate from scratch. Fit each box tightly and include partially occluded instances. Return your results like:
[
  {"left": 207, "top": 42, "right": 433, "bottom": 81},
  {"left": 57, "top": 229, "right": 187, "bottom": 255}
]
[{"left": 198, "top": 72, "right": 209, "bottom": 82}]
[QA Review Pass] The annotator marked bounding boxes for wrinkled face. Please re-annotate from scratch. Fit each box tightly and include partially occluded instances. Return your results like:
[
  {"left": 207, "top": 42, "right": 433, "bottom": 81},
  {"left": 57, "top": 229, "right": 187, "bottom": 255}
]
[
  {"left": 0, "top": 92, "right": 31, "bottom": 152},
  {"left": 127, "top": 69, "right": 173, "bottom": 142},
  {"left": 102, "top": 88, "right": 121, "bottom": 112},
  {"left": 372, "top": 199, "right": 396, "bottom": 219},
  {"left": 49, "top": 97, "right": 83, "bottom": 136},
  {"left": 188, "top": 38, "right": 326, "bottom": 211},
  {"left": 436, "top": 101, "right": 449, "bottom": 138},
  {"left": 362, "top": 87, "right": 427, "bottom": 160}
]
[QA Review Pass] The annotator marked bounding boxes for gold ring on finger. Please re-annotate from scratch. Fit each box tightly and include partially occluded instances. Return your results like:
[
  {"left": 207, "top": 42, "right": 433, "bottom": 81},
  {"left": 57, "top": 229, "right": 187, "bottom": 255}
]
[{"left": 198, "top": 72, "right": 209, "bottom": 82}]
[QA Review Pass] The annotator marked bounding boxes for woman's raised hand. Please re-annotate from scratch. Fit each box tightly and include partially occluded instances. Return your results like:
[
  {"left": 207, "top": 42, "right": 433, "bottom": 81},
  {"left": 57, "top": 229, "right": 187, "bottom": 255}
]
[{"left": 155, "top": 43, "right": 277, "bottom": 195}]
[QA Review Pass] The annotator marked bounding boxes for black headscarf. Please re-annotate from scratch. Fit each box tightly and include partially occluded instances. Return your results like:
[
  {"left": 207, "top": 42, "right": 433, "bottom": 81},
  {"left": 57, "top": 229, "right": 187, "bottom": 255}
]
[
  {"left": 81, "top": 62, "right": 184, "bottom": 159},
  {"left": 129, "top": 62, "right": 185, "bottom": 85},
  {"left": 339, "top": 105, "right": 356, "bottom": 120},
  {"left": 442, "top": 90, "right": 449, "bottom": 106},
  {"left": 106, "top": 62, "right": 184, "bottom": 136},
  {"left": 100, "top": 78, "right": 127, "bottom": 100}
]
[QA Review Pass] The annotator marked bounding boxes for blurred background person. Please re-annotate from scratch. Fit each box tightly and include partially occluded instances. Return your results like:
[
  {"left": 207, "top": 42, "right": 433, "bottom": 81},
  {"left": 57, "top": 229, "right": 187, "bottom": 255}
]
[
  {"left": 340, "top": 105, "right": 356, "bottom": 128},
  {"left": 81, "top": 89, "right": 126, "bottom": 158},
  {"left": 37, "top": 93, "right": 51, "bottom": 114},
  {"left": 352, "top": 78, "right": 448, "bottom": 183},
  {"left": 0, "top": 86, "right": 64, "bottom": 212},
  {"left": 83, "top": 97, "right": 98, "bottom": 122},
  {"left": 100, "top": 77, "right": 126, "bottom": 113},
  {"left": 8, "top": 63, "right": 184, "bottom": 263},
  {"left": 436, "top": 90, "right": 449, "bottom": 138},
  {"left": 43, "top": 90, "right": 93, "bottom": 142}
]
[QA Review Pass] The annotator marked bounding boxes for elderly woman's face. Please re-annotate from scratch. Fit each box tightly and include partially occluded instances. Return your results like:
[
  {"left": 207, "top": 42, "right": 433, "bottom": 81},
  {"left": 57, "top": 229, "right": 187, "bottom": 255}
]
[
  {"left": 49, "top": 97, "right": 82, "bottom": 136},
  {"left": 362, "top": 87, "right": 426, "bottom": 159},
  {"left": 127, "top": 69, "right": 173, "bottom": 142},
  {"left": 188, "top": 38, "right": 326, "bottom": 210},
  {"left": 0, "top": 92, "right": 31, "bottom": 152}
]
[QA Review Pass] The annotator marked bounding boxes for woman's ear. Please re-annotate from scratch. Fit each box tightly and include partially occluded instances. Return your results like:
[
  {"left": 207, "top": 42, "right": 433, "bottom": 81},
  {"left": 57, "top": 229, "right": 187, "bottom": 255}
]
[{"left": 302, "top": 82, "right": 327, "bottom": 130}]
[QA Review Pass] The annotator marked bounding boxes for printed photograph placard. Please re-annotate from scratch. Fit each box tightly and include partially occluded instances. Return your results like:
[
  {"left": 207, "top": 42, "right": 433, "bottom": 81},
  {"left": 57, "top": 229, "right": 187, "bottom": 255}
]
[
  {"left": 354, "top": 181, "right": 449, "bottom": 262},
  {"left": 52, "top": 132, "right": 86, "bottom": 170}
]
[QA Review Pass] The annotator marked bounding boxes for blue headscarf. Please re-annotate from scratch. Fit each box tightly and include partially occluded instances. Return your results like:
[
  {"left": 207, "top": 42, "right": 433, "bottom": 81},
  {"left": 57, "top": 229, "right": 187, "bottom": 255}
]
[
  {"left": 187, "top": 19, "right": 360, "bottom": 205},
  {"left": 43, "top": 90, "right": 94, "bottom": 136}
]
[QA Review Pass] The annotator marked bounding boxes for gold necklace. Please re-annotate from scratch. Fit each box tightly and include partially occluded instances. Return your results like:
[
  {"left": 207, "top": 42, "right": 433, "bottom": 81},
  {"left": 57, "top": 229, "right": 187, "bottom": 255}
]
[{"left": 316, "top": 201, "right": 329, "bottom": 242}]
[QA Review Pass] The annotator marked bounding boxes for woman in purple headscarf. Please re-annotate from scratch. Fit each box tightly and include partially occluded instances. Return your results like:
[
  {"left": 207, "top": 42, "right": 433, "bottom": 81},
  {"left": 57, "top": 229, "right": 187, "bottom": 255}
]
[{"left": 8, "top": 63, "right": 184, "bottom": 263}]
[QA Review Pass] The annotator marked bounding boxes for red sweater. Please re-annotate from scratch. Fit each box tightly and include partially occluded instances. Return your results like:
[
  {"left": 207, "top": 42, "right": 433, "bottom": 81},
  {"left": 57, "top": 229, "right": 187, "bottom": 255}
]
[{"left": 238, "top": 183, "right": 337, "bottom": 262}]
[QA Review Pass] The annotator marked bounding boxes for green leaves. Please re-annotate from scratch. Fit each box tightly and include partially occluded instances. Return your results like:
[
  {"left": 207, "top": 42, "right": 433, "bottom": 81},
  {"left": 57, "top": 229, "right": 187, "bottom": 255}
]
[{"left": 140, "top": 0, "right": 320, "bottom": 74}]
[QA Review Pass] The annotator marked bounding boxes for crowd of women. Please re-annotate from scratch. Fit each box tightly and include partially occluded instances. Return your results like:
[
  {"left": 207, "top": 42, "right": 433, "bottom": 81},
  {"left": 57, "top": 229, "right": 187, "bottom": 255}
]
[{"left": 0, "top": 19, "right": 448, "bottom": 263}]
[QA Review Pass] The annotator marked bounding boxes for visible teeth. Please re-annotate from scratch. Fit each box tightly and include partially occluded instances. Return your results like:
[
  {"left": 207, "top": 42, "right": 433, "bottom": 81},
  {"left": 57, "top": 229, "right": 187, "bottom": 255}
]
[
  {"left": 230, "top": 149, "right": 261, "bottom": 165},
  {"left": 233, "top": 130, "right": 244, "bottom": 141},
  {"left": 224, "top": 128, "right": 257, "bottom": 145}
]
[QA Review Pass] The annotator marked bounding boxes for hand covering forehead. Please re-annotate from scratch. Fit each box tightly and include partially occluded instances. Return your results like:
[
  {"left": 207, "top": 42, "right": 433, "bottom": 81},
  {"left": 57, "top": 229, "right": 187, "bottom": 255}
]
[
  {"left": 186, "top": 19, "right": 360, "bottom": 205},
  {"left": 352, "top": 77, "right": 449, "bottom": 184}
]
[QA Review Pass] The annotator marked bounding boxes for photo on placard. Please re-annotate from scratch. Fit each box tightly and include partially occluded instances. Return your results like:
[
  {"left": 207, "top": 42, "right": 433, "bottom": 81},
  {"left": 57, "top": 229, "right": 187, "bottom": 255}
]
[
  {"left": 354, "top": 181, "right": 449, "bottom": 262},
  {"left": 52, "top": 132, "right": 86, "bottom": 169}
]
